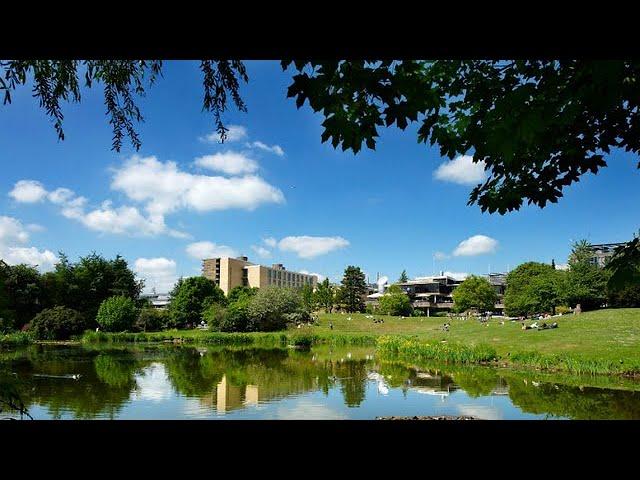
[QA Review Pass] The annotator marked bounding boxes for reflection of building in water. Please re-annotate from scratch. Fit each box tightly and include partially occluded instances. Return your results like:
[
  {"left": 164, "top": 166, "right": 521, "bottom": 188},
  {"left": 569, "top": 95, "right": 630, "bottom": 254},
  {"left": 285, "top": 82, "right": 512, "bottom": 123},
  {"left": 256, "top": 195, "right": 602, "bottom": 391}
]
[
  {"left": 245, "top": 385, "right": 259, "bottom": 406},
  {"left": 214, "top": 376, "right": 261, "bottom": 413},
  {"left": 410, "top": 371, "right": 458, "bottom": 400},
  {"left": 216, "top": 375, "right": 243, "bottom": 413}
]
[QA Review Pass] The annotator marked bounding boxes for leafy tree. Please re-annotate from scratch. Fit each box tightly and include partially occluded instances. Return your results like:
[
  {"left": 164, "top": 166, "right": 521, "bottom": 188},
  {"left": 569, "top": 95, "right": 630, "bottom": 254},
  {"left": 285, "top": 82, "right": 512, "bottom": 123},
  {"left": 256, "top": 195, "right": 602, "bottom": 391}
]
[
  {"left": 4, "top": 60, "right": 640, "bottom": 281},
  {"left": 378, "top": 289, "right": 413, "bottom": 316},
  {"left": 398, "top": 270, "right": 409, "bottom": 283},
  {"left": 203, "top": 303, "right": 228, "bottom": 331},
  {"left": 96, "top": 296, "right": 138, "bottom": 332},
  {"left": 0, "top": 261, "right": 15, "bottom": 333},
  {"left": 300, "top": 283, "right": 315, "bottom": 311},
  {"left": 2, "top": 264, "right": 44, "bottom": 329},
  {"left": 62, "top": 253, "right": 143, "bottom": 323},
  {"left": 314, "top": 278, "right": 335, "bottom": 313},
  {"left": 220, "top": 297, "right": 251, "bottom": 332},
  {"left": 564, "top": 241, "right": 608, "bottom": 311},
  {"left": 135, "top": 308, "right": 168, "bottom": 332},
  {"left": 168, "top": 276, "right": 223, "bottom": 328},
  {"left": 339, "top": 266, "right": 367, "bottom": 313},
  {"left": 284, "top": 60, "right": 640, "bottom": 214},
  {"left": 0, "top": 60, "right": 247, "bottom": 151},
  {"left": 227, "top": 285, "right": 258, "bottom": 304},
  {"left": 504, "top": 262, "right": 565, "bottom": 317},
  {"left": 29, "top": 306, "right": 87, "bottom": 340},
  {"left": 247, "top": 286, "right": 304, "bottom": 331},
  {"left": 452, "top": 275, "right": 499, "bottom": 313}
]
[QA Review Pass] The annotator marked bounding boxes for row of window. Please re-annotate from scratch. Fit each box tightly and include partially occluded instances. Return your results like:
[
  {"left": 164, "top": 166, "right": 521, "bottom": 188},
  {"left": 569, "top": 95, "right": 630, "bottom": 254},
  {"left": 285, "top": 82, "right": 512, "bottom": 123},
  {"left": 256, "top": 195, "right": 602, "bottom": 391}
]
[{"left": 266, "top": 269, "right": 314, "bottom": 284}]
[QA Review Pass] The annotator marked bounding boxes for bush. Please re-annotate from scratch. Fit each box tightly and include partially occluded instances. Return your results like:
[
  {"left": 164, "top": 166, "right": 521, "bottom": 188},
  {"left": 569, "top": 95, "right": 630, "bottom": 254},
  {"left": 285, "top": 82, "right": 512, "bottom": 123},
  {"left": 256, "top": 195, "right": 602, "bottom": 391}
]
[
  {"left": 96, "top": 296, "right": 138, "bottom": 332},
  {"left": 248, "top": 287, "right": 304, "bottom": 331},
  {"left": 0, "top": 313, "right": 15, "bottom": 334},
  {"left": 203, "top": 302, "right": 228, "bottom": 331},
  {"left": 219, "top": 299, "right": 251, "bottom": 332},
  {"left": 555, "top": 305, "right": 572, "bottom": 315},
  {"left": 378, "top": 291, "right": 413, "bottom": 316},
  {"left": 284, "top": 309, "right": 312, "bottom": 326},
  {"left": 135, "top": 308, "right": 168, "bottom": 332},
  {"left": 29, "top": 306, "right": 87, "bottom": 340},
  {"left": 169, "top": 277, "right": 225, "bottom": 328}
]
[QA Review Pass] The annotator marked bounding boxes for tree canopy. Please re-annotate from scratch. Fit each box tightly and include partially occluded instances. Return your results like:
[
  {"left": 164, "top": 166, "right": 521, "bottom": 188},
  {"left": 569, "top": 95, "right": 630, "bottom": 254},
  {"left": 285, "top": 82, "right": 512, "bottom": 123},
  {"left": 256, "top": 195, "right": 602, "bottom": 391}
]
[
  {"left": 504, "top": 262, "right": 564, "bottom": 317},
  {"left": 339, "top": 266, "right": 367, "bottom": 313},
  {"left": 3, "top": 60, "right": 639, "bottom": 281},
  {"left": 452, "top": 275, "right": 498, "bottom": 313}
]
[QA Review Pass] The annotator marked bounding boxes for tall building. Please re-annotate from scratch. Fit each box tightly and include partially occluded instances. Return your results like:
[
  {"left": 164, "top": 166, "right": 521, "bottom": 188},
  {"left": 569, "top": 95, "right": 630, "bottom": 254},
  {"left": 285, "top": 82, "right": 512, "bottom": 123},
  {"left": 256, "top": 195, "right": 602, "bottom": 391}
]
[{"left": 202, "top": 255, "right": 318, "bottom": 295}]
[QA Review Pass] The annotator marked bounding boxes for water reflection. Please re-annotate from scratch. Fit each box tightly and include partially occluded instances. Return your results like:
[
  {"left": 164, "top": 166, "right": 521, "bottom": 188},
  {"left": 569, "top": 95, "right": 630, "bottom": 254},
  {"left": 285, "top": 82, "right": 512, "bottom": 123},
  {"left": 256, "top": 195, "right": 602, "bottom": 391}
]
[{"left": 1, "top": 344, "right": 639, "bottom": 419}]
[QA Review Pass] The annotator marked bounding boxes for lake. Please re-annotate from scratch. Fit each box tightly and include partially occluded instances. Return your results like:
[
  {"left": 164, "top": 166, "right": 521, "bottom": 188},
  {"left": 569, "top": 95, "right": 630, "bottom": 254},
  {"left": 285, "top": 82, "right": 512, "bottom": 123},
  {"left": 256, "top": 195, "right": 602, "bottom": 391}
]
[{"left": 1, "top": 343, "right": 640, "bottom": 419}]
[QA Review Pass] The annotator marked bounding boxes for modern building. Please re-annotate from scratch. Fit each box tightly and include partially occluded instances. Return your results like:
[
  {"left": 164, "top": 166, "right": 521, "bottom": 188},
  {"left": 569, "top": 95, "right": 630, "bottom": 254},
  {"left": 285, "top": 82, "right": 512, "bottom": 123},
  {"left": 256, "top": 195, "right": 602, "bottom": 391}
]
[
  {"left": 586, "top": 242, "right": 625, "bottom": 268},
  {"left": 202, "top": 256, "right": 318, "bottom": 296},
  {"left": 372, "top": 271, "right": 507, "bottom": 315},
  {"left": 139, "top": 292, "right": 171, "bottom": 309}
]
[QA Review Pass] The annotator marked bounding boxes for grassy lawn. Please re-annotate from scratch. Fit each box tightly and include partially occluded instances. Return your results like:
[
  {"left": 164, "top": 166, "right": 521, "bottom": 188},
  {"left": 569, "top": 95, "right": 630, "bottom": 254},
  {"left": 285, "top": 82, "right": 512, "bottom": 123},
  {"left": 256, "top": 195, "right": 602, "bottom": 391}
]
[{"left": 314, "top": 308, "right": 640, "bottom": 363}]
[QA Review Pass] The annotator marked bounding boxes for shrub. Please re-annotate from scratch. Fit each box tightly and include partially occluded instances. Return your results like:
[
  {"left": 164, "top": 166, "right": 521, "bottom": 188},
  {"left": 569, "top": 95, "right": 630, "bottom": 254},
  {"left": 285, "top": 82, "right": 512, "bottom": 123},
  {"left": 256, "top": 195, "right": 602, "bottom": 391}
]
[
  {"left": 29, "top": 306, "right": 87, "bottom": 340},
  {"left": 247, "top": 286, "right": 304, "bottom": 331},
  {"left": 284, "top": 309, "right": 312, "bottom": 326},
  {"left": 203, "top": 302, "right": 228, "bottom": 331},
  {"left": 135, "top": 308, "right": 168, "bottom": 332},
  {"left": 169, "top": 277, "right": 226, "bottom": 328},
  {"left": 96, "top": 296, "right": 138, "bottom": 332},
  {"left": 219, "top": 299, "right": 251, "bottom": 332},
  {"left": 0, "top": 313, "right": 15, "bottom": 334},
  {"left": 378, "top": 291, "right": 413, "bottom": 316},
  {"left": 555, "top": 305, "right": 572, "bottom": 315}
]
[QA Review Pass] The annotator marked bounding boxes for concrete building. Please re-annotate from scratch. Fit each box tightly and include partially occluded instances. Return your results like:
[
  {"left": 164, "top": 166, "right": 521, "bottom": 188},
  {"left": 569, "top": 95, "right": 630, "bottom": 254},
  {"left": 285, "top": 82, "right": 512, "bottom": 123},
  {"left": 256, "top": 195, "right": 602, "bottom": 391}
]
[
  {"left": 377, "top": 272, "right": 507, "bottom": 315},
  {"left": 586, "top": 242, "right": 625, "bottom": 268},
  {"left": 202, "top": 255, "right": 318, "bottom": 296},
  {"left": 139, "top": 292, "right": 171, "bottom": 309}
]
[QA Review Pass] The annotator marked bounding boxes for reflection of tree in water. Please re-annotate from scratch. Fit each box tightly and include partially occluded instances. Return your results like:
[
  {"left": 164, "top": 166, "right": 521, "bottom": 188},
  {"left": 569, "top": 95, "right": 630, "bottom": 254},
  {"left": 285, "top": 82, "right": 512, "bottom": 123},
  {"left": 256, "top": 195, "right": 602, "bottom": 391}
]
[
  {"left": 506, "top": 379, "right": 640, "bottom": 420},
  {"left": 332, "top": 359, "right": 368, "bottom": 407},
  {"left": 3, "top": 346, "right": 148, "bottom": 419},
  {"left": 162, "top": 347, "right": 374, "bottom": 410}
]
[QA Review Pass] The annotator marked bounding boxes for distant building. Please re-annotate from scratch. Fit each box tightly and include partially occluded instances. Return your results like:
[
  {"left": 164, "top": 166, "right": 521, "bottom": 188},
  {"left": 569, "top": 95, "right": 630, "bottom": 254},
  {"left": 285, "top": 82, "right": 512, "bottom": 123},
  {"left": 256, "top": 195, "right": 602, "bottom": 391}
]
[
  {"left": 586, "top": 243, "right": 625, "bottom": 268},
  {"left": 139, "top": 293, "right": 171, "bottom": 309},
  {"left": 370, "top": 271, "right": 507, "bottom": 316},
  {"left": 202, "top": 256, "right": 318, "bottom": 296}
]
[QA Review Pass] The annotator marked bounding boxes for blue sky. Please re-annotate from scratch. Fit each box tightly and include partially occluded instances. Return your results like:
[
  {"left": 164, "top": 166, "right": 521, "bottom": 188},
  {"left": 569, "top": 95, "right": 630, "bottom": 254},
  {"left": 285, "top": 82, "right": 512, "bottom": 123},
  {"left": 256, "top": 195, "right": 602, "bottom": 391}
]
[{"left": 1, "top": 60, "right": 639, "bottom": 292}]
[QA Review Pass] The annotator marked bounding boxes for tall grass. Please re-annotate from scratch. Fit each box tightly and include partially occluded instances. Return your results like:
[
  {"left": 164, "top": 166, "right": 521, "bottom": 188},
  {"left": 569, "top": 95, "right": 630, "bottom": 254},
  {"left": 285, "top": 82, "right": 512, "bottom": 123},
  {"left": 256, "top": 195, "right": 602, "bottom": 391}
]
[
  {"left": 377, "top": 336, "right": 498, "bottom": 364},
  {"left": 80, "top": 330, "right": 378, "bottom": 347},
  {"left": 0, "top": 331, "right": 32, "bottom": 347},
  {"left": 509, "top": 351, "right": 640, "bottom": 376}
]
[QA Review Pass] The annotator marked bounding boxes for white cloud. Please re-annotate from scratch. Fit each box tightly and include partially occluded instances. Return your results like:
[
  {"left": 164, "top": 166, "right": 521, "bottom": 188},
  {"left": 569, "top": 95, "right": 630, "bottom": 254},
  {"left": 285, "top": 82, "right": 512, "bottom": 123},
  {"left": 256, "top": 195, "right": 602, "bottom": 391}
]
[
  {"left": 299, "top": 270, "right": 325, "bottom": 282},
  {"left": 555, "top": 263, "right": 569, "bottom": 271},
  {"left": 134, "top": 257, "right": 177, "bottom": 293},
  {"left": 453, "top": 235, "right": 498, "bottom": 257},
  {"left": 111, "top": 155, "right": 284, "bottom": 216},
  {"left": 247, "top": 141, "right": 285, "bottom": 156},
  {"left": 0, "top": 247, "right": 58, "bottom": 271},
  {"left": 9, "top": 180, "right": 48, "bottom": 203},
  {"left": 0, "top": 215, "right": 57, "bottom": 271},
  {"left": 48, "top": 187, "right": 77, "bottom": 205},
  {"left": 433, "top": 155, "right": 487, "bottom": 186},
  {"left": 0, "top": 216, "right": 31, "bottom": 244},
  {"left": 277, "top": 236, "right": 349, "bottom": 259},
  {"left": 186, "top": 241, "right": 238, "bottom": 260},
  {"left": 251, "top": 245, "right": 271, "bottom": 258},
  {"left": 263, "top": 237, "right": 277, "bottom": 248},
  {"left": 194, "top": 151, "right": 258, "bottom": 175},
  {"left": 200, "top": 124, "right": 248, "bottom": 143},
  {"left": 434, "top": 251, "right": 450, "bottom": 261},
  {"left": 26, "top": 223, "right": 45, "bottom": 232}
]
